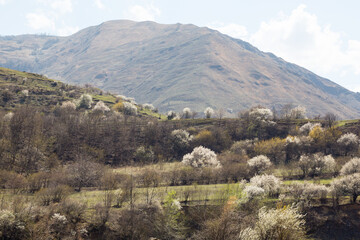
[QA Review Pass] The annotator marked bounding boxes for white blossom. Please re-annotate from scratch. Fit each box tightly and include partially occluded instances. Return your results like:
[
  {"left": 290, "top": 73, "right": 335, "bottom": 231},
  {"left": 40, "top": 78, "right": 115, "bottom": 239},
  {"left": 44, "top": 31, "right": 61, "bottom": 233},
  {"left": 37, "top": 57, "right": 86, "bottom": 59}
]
[
  {"left": 204, "top": 107, "right": 214, "bottom": 118},
  {"left": 239, "top": 206, "right": 306, "bottom": 240},
  {"left": 93, "top": 101, "right": 110, "bottom": 113},
  {"left": 247, "top": 155, "right": 272, "bottom": 175},
  {"left": 340, "top": 157, "right": 360, "bottom": 176},
  {"left": 21, "top": 89, "right": 29, "bottom": 96},
  {"left": 249, "top": 107, "right": 273, "bottom": 121},
  {"left": 249, "top": 174, "right": 281, "bottom": 196},
  {"left": 337, "top": 133, "right": 359, "bottom": 146},
  {"left": 299, "top": 153, "right": 336, "bottom": 177},
  {"left": 143, "top": 103, "right": 155, "bottom": 111},
  {"left": 76, "top": 94, "right": 93, "bottom": 109},
  {"left": 182, "top": 146, "right": 220, "bottom": 168},
  {"left": 183, "top": 107, "right": 191, "bottom": 119},
  {"left": 299, "top": 122, "right": 322, "bottom": 135},
  {"left": 244, "top": 185, "right": 265, "bottom": 199},
  {"left": 123, "top": 102, "right": 137, "bottom": 115},
  {"left": 3, "top": 112, "right": 14, "bottom": 121},
  {"left": 61, "top": 101, "right": 76, "bottom": 110}
]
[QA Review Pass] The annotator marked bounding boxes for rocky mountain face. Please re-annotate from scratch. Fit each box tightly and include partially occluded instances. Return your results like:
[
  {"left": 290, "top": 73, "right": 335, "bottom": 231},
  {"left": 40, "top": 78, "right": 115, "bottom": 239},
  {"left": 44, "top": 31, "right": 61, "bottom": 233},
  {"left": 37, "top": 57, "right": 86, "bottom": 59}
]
[{"left": 1, "top": 20, "right": 360, "bottom": 118}]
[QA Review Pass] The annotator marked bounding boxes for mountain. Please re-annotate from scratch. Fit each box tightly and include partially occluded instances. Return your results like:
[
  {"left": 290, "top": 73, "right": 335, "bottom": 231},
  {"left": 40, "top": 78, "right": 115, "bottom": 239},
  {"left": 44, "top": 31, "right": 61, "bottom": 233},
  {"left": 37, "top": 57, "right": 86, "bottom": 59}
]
[{"left": 1, "top": 20, "right": 360, "bottom": 119}]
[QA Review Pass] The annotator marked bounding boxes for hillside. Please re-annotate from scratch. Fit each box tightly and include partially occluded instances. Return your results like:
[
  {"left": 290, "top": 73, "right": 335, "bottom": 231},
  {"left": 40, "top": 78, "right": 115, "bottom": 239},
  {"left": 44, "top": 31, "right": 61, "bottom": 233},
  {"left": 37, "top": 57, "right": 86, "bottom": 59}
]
[
  {"left": 1, "top": 20, "right": 360, "bottom": 118},
  {"left": 0, "top": 67, "right": 164, "bottom": 119}
]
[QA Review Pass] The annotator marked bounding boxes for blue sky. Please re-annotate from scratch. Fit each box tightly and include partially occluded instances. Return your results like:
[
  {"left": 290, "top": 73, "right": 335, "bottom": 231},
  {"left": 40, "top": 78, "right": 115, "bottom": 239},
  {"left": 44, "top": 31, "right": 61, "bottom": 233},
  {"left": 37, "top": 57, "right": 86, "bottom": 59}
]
[{"left": 1, "top": 0, "right": 359, "bottom": 92}]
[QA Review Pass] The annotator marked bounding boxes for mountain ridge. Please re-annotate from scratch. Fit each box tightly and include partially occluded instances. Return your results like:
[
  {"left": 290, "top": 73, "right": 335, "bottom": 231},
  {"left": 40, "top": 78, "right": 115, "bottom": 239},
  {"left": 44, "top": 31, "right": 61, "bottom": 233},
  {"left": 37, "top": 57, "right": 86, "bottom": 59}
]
[{"left": 0, "top": 20, "right": 360, "bottom": 118}]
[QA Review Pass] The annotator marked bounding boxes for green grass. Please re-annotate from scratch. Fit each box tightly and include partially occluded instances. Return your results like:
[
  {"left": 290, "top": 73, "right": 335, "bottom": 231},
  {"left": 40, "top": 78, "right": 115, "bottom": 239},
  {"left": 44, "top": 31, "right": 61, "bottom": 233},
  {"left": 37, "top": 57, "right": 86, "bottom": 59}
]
[
  {"left": 283, "top": 178, "right": 333, "bottom": 185},
  {"left": 335, "top": 119, "right": 359, "bottom": 127},
  {"left": 92, "top": 94, "right": 117, "bottom": 104}
]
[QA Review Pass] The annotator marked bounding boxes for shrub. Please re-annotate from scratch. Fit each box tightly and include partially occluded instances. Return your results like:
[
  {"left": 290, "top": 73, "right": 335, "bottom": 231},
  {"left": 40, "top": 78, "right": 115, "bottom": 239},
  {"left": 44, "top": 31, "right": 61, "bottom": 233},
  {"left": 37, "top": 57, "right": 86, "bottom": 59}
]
[
  {"left": 134, "top": 146, "right": 155, "bottom": 164},
  {"left": 249, "top": 174, "right": 281, "bottom": 197},
  {"left": 247, "top": 155, "right": 272, "bottom": 175},
  {"left": 76, "top": 94, "right": 93, "bottom": 109},
  {"left": 182, "top": 146, "right": 221, "bottom": 168},
  {"left": 340, "top": 157, "right": 360, "bottom": 176},
  {"left": 239, "top": 206, "right": 306, "bottom": 240},
  {"left": 3, "top": 112, "right": 14, "bottom": 121},
  {"left": 93, "top": 101, "right": 110, "bottom": 113},
  {"left": 112, "top": 102, "right": 124, "bottom": 112},
  {"left": 0, "top": 210, "right": 28, "bottom": 240},
  {"left": 204, "top": 107, "right": 214, "bottom": 119},
  {"left": 36, "top": 185, "right": 72, "bottom": 206}
]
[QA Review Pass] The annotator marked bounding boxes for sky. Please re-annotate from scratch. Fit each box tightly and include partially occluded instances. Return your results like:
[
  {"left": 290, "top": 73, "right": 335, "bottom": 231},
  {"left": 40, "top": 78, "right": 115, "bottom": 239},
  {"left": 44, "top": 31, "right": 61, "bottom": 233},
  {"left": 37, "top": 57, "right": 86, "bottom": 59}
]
[{"left": 0, "top": 0, "right": 359, "bottom": 92}]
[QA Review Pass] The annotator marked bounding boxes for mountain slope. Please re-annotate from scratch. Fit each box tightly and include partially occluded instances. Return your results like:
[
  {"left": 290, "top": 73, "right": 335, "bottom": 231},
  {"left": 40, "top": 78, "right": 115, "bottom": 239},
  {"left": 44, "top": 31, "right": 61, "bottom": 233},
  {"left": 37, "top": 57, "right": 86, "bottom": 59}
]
[{"left": 1, "top": 20, "right": 360, "bottom": 118}]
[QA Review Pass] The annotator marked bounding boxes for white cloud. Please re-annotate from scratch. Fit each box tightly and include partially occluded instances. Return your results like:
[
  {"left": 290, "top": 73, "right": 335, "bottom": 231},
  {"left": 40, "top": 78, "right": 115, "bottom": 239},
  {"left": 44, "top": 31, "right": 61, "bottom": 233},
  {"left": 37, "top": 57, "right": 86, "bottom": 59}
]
[
  {"left": 51, "top": 0, "right": 73, "bottom": 14},
  {"left": 94, "top": 0, "right": 105, "bottom": 9},
  {"left": 26, "top": 12, "right": 55, "bottom": 30},
  {"left": 0, "top": 0, "right": 10, "bottom": 5},
  {"left": 246, "top": 4, "right": 360, "bottom": 91},
  {"left": 57, "top": 25, "right": 79, "bottom": 36},
  {"left": 208, "top": 22, "right": 248, "bottom": 39},
  {"left": 124, "top": 4, "right": 161, "bottom": 22}
]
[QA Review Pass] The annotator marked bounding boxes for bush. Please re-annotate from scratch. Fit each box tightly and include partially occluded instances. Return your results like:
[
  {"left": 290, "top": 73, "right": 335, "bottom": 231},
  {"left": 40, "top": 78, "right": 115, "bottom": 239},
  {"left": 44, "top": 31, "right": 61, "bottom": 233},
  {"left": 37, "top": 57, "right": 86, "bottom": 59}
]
[
  {"left": 143, "top": 103, "right": 155, "bottom": 111},
  {"left": 182, "top": 146, "right": 221, "bottom": 168},
  {"left": 0, "top": 210, "right": 28, "bottom": 240},
  {"left": 36, "top": 185, "right": 72, "bottom": 206}
]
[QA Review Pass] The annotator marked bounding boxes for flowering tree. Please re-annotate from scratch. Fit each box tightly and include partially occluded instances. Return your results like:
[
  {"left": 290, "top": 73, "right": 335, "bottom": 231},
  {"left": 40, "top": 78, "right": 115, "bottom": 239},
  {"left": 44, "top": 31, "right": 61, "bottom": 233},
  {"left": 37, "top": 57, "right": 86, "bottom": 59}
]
[
  {"left": 249, "top": 174, "right": 281, "bottom": 197},
  {"left": 182, "top": 146, "right": 221, "bottom": 168},
  {"left": 340, "top": 157, "right": 360, "bottom": 176},
  {"left": 167, "top": 111, "right": 177, "bottom": 120},
  {"left": 123, "top": 102, "right": 137, "bottom": 115},
  {"left": 247, "top": 155, "right": 272, "bottom": 175},
  {"left": 337, "top": 133, "right": 359, "bottom": 156},
  {"left": 243, "top": 185, "right": 265, "bottom": 200},
  {"left": 299, "top": 153, "right": 336, "bottom": 178},
  {"left": 204, "top": 107, "right": 214, "bottom": 119},
  {"left": 299, "top": 122, "right": 321, "bottom": 135},
  {"left": 183, "top": 107, "right": 191, "bottom": 119},
  {"left": 171, "top": 129, "right": 193, "bottom": 158},
  {"left": 61, "top": 101, "right": 76, "bottom": 110},
  {"left": 331, "top": 173, "right": 360, "bottom": 203},
  {"left": 239, "top": 206, "right": 306, "bottom": 240},
  {"left": 76, "top": 94, "right": 93, "bottom": 109},
  {"left": 249, "top": 107, "right": 274, "bottom": 121},
  {"left": 93, "top": 101, "right": 110, "bottom": 113},
  {"left": 143, "top": 103, "right": 155, "bottom": 111}
]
